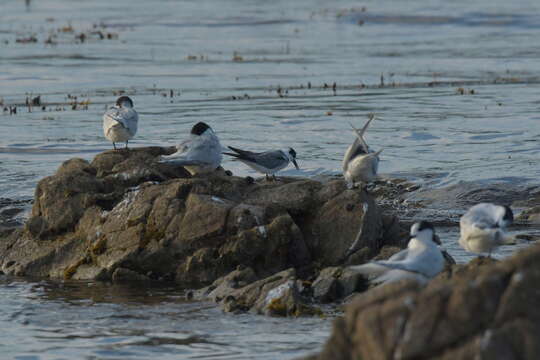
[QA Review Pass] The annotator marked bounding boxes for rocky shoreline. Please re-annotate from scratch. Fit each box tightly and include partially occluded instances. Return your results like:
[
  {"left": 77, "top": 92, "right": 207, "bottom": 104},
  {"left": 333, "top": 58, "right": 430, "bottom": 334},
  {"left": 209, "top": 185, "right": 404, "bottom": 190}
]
[{"left": 1, "top": 147, "right": 539, "bottom": 359}]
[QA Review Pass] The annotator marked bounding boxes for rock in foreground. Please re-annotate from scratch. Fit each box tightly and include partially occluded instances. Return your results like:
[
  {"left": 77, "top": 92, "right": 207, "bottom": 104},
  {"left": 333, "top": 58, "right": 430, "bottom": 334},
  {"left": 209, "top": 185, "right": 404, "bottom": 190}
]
[{"left": 307, "top": 243, "right": 540, "bottom": 360}]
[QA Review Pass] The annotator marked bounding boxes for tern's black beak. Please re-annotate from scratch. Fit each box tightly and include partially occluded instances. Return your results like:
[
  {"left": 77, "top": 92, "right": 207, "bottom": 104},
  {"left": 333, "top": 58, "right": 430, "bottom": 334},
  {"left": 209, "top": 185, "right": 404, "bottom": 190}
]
[
  {"left": 433, "top": 234, "right": 442, "bottom": 245},
  {"left": 292, "top": 159, "right": 299, "bottom": 170}
]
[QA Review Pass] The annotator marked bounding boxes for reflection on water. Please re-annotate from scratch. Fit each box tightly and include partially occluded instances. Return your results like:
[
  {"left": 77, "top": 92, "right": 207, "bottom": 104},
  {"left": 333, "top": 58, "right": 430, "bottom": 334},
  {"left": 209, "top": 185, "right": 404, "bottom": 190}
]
[{"left": 1, "top": 0, "right": 540, "bottom": 358}]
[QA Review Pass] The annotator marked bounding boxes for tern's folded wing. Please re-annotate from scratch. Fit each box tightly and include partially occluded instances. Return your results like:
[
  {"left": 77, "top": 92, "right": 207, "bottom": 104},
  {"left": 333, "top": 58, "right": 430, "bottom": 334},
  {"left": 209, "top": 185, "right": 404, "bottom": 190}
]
[
  {"left": 387, "top": 248, "right": 409, "bottom": 261},
  {"left": 251, "top": 151, "right": 288, "bottom": 169},
  {"left": 342, "top": 138, "right": 366, "bottom": 170},
  {"left": 226, "top": 146, "right": 258, "bottom": 159},
  {"left": 348, "top": 262, "right": 390, "bottom": 277},
  {"left": 161, "top": 137, "right": 221, "bottom": 166},
  {"left": 160, "top": 159, "right": 211, "bottom": 166},
  {"left": 368, "top": 260, "right": 421, "bottom": 274},
  {"left": 103, "top": 107, "right": 138, "bottom": 134},
  {"left": 461, "top": 214, "right": 497, "bottom": 229}
]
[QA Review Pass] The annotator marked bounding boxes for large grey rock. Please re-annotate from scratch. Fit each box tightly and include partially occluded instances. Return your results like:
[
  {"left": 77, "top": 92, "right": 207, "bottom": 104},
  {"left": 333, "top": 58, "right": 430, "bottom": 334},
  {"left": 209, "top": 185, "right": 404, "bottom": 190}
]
[{"left": 0, "top": 147, "right": 400, "bottom": 290}]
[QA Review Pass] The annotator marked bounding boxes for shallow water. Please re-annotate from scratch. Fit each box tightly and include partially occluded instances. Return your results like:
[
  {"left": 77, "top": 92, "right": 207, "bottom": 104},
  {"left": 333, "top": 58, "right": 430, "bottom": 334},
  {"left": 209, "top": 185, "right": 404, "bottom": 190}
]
[
  {"left": 0, "top": 278, "right": 330, "bottom": 360},
  {"left": 1, "top": 0, "right": 540, "bottom": 358}
]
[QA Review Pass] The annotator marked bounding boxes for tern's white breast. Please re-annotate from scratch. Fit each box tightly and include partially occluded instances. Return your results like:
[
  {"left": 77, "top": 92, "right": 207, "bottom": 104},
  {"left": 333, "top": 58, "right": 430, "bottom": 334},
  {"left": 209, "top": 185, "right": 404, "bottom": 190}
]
[{"left": 344, "top": 154, "right": 378, "bottom": 183}]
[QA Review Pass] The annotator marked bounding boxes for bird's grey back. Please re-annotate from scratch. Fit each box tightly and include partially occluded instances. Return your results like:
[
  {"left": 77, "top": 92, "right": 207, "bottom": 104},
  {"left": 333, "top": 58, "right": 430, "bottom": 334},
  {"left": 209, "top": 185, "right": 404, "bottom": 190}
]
[
  {"left": 172, "top": 133, "right": 222, "bottom": 165},
  {"left": 248, "top": 150, "right": 289, "bottom": 169},
  {"left": 461, "top": 204, "right": 501, "bottom": 229},
  {"left": 387, "top": 248, "right": 409, "bottom": 262},
  {"left": 103, "top": 107, "right": 138, "bottom": 136}
]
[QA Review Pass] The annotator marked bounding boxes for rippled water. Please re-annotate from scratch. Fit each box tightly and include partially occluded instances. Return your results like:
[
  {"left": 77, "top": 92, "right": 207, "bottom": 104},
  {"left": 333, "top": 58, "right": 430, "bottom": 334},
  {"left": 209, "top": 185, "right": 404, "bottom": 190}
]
[
  {"left": 2, "top": 0, "right": 540, "bottom": 358},
  {"left": 0, "top": 278, "right": 330, "bottom": 359}
]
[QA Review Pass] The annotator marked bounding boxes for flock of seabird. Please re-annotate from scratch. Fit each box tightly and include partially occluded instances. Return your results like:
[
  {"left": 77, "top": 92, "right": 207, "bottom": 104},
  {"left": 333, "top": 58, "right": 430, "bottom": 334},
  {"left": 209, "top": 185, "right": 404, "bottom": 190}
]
[{"left": 102, "top": 96, "right": 517, "bottom": 288}]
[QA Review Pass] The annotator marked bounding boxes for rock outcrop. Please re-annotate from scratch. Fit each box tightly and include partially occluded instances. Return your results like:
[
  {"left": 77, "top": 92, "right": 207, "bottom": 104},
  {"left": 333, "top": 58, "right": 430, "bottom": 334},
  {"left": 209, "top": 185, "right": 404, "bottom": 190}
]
[
  {"left": 307, "top": 244, "right": 540, "bottom": 360},
  {"left": 0, "top": 147, "right": 403, "bottom": 291}
]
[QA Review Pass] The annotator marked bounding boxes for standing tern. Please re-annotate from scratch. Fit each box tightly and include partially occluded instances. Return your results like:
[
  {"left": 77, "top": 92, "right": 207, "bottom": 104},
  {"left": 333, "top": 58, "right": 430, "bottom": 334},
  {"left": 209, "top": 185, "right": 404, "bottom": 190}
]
[
  {"left": 342, "top": 114, "right": 382, "bottom": 189},
  {"left": 103, "top": 96, "right": 138, "bottom": 150},
  {"left": 459, "top": 203, "right": 515, "bottom": 257},
  {"left": 349, "top": 221, "right": 445, "bottom": 285},
  {"left": 160, "top": 122, "right": 222, "bottom": 175},
  {"left": 224, "top": 146, "right": 299, "bottom": 181}
]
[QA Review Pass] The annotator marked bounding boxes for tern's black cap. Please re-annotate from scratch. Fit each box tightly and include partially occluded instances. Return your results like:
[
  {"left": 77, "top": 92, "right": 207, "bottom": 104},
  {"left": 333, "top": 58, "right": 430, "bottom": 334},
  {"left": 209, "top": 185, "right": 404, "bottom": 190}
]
[
  {"left": 503, "top": 205, "right": 514, "bottom": 223},
  {"left": 191, "top": 122, "right": 211, "bottom": 135},
  {"left": 417, "top": 220, "right": 434, "bottom": 232},
  {"left": 288, "top": 148, "right": 297, "bottom": 159},
  {"left": 116, "top": 96, "right": 134, "bottom": 107},
  {"left": 410, "top": 220, "right": 439, "bottom": 244}
]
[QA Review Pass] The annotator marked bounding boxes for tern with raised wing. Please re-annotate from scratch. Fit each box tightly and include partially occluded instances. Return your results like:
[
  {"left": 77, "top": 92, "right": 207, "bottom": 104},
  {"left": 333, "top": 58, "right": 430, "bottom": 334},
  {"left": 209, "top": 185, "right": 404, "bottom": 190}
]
[{"left": 343, "top": 114, "right": 382, "bottom": 188}]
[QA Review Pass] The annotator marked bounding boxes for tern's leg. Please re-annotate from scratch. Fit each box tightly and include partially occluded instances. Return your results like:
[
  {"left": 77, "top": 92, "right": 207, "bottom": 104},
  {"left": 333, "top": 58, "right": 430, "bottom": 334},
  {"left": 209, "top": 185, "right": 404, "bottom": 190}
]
[
  {"left": 265, "top": 174, "right": 270, "bottom": 181},
  {"left": 272, "top": 174, "right": 277, "bottom": 181},
  {"left": 113, "top": 142, "right": 117, "bottom": 150},
  {"left": 125, "top": 140, "right": 129, "bottom": 150}
]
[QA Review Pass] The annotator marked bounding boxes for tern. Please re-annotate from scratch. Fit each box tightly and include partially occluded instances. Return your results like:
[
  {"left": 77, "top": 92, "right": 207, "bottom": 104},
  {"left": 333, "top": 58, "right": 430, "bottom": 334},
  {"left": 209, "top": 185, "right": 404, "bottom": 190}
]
[
  {"left": 343, "top": 114, "right": 382, "bottom": 189},
  {"left": 459, "top": 203, "right": 515, "bottom": 257},
  {"left": 103, "top": 96, "right": 138, "bottom": 150},
  {"left": 224, "top": 146, "right": 299, "bottom": 181},
  {"left": 349, "top": 221, "right": 445, "bottom": 285},
  {"left": 161, "top": 122, "right": 222, "bottom": 175}
]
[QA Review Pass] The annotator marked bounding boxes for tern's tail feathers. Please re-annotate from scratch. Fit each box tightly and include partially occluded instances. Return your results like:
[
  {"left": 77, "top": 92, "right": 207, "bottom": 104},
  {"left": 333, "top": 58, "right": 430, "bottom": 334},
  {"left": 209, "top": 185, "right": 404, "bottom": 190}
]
[
  {"left": 374, "top": 269, "right": 429, "bottom": 285},
  {"left": 349, "top": 263, "right": 427, "bottom": 285},
  {"left": 223, "top": 152, "right": 241, "bottom": 158},
  {"left": 224, "top": 146, "right": 254, "bottom": 161},
  {"left": 227, "top": 146, "right": 251, "bottom": 156},
  {"left": 159, "top": 155, "right": 207, "bottom": 166},
  {"left": 348, "top": 262, "right": 390, "bottom": 277}
]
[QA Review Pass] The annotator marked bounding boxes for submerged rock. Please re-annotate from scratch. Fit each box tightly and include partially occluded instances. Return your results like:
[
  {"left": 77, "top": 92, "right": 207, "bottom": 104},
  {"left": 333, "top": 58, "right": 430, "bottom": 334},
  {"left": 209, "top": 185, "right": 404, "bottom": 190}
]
[
  {"left": 311, "top": 266, "right": 367, "bottom": 303},
  {"left": 0, "top": 147, "right": 402, "bottom": 289},
  {"left": 198, "top": 267, "right": 322, "bottom": 317},
  {"left": 307, "top": 243, "right": 540, "bottom": 360}
]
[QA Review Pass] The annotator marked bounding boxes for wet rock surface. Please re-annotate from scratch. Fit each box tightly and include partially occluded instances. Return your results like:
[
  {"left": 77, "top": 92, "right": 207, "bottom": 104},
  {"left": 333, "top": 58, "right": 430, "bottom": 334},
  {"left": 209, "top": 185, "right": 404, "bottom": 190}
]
[
  {"left": 374, "top": 179, "right": 540, "bottom": 226},
  {"left": 307, "top": 244, "right": 540, "bottom": 360},
  {"left": 0, "top": 147, "right": 403, "bottom": 294}
]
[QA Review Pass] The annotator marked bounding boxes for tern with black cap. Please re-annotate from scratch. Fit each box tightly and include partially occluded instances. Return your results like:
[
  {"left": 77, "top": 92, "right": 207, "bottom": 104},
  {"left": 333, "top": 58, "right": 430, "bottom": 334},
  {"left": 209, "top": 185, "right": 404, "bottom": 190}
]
[
  {"left": 103, "top": 96, "right": 138, "bottom": 150},
  {"left": 161, "top": 122, "right": 223, "bottom": 175},
  {"left": 349, "top": 221, "right": 445, "bottom": 285},
  {"left": 224, "top": 146, "right": 299, "bottom": 181},
  {"left": 459, "top": 203, "right": 515, "bottom": 257}
]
